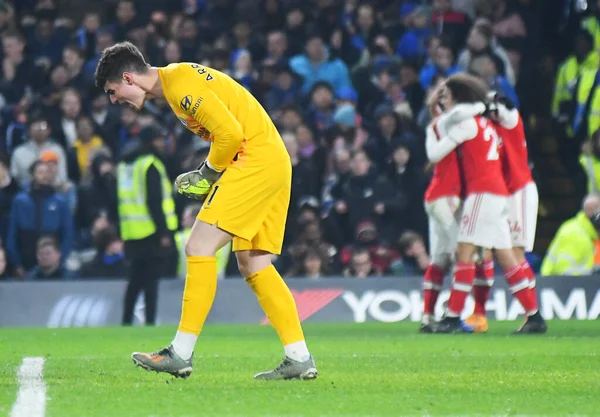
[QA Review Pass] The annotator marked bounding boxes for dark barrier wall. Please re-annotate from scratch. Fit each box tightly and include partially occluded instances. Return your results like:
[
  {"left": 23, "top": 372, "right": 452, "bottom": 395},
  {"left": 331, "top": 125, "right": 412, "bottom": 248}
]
[{"left": 1, "top": 277, "right": 599, "bottom": 327}]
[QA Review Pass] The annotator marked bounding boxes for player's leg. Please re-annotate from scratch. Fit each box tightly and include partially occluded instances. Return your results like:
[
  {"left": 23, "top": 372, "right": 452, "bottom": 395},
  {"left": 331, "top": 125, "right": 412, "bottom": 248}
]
[
  {"left": 233, "top": 178, "right": 316, "bottom": 380},
  {"left": 434, "top": 195, "right": 484, "bottom": 333},
  {"left": 422, "top": 197, "right": 459, "bottom": 330},
  {"left": 142, "top": 258, "right": 161, "bottom": 326},
  {"left": 131, "top": 219, "right": 232, "bottom": 377},
  {"left": 503, "top": 182, "right": 545, "bottom": 333},
  {"left": 467, "top": 248, "right": 494, "bottom": 333},
  {"left": 236, "top": 249, "right": 316, "bottom": 380}
]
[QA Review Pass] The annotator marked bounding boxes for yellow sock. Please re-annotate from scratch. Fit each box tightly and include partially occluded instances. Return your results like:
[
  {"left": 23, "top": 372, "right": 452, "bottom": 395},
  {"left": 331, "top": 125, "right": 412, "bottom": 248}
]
[
  {"left": 245, "top": 264, "right": 305, "bottom": 345},
  {"left": 178, "top": 256, "right": 217, "bottom": 335}
]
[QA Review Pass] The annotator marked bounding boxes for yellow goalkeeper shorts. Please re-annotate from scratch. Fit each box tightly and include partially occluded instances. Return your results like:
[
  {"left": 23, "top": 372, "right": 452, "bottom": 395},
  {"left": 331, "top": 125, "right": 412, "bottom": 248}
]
[{"left": 197, "top": 157, "right": 291, "bottom": 255}]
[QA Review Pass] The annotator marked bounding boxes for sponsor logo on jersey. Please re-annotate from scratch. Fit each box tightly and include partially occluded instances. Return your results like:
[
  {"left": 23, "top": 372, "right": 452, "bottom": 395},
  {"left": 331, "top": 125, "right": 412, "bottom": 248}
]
[
  {"left": 180, "top": 95, "right": 193, "bottom": 111},
  {"left": 191, "top": 97, "right": 202, "bottom": 115}
]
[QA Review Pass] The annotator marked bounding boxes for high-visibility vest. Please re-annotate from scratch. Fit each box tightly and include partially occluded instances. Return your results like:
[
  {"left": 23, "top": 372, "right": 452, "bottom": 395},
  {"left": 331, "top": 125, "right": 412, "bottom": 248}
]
[
  {"left": 579, "top": 153, "right": 600, "bottom": 193},
  {"left": 552, "top": 53, "right": 599, "bottom": 118},
  {"left": 174, "top": 228, "right": 232, "bottom": 279},
  {"left": 117, "top": 154, "right": 178, "bottom": 241},
  {"left": 581, "top": 16, "right": 600, "bottom": 50},
  {"left": 541, "top": 212, "right": 599, "bottom": 276}
]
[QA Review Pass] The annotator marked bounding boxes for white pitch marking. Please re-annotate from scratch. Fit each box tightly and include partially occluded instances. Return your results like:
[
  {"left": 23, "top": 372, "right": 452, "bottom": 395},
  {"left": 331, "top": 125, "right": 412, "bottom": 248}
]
[{"left": 10, "top": 357, "right": 46, "bottom": 417}]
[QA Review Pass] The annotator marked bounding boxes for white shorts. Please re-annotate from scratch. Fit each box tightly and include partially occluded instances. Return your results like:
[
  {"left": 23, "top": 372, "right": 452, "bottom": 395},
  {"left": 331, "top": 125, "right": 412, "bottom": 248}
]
[
  {"left": 425, "top": 196, "right": 462, "bottom": 264},
  {"left": 507, "top": 182, "right": 538, "bottom": 252},
  {"left": 458, "top": 193, "right": 512, "bottom": 249}
]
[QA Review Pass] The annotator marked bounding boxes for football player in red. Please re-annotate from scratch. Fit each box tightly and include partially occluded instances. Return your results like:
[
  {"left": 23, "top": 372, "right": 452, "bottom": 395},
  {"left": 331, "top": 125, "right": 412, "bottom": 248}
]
[
  {"left": 426, "top": 73, "right": 546, "bottom": 333},
  {"left": 465, "top": 93, "right": 547, "bottom": 334}
]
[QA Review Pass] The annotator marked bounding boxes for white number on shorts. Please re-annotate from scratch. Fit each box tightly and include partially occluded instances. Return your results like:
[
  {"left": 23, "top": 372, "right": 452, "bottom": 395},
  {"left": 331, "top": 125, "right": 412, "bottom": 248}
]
[{"left": 483, "top": 126, "right": 499, "bottom": 160}]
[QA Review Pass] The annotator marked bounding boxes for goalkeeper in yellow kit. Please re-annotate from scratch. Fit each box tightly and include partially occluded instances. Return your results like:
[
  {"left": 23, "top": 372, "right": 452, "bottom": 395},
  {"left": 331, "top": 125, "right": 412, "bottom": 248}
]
[{"left": 95, "top": 42, "right": 316, "bottom": 380}]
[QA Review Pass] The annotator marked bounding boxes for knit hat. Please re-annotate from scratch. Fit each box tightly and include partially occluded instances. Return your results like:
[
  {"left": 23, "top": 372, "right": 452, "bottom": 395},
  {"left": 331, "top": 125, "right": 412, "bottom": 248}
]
[
  {"left": 337, "top": 86, "right": 358, "bottom": 103},
  {"left": 333, "top": 104, "right": 356, "bottom": 128},
  {"left": 40, "top": 150, "right": 58, "bottom": 163}
]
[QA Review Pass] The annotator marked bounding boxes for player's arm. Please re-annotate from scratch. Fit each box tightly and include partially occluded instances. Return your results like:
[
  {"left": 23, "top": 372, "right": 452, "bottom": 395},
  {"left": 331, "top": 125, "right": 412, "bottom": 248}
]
[
  {"left": 496, "top": 103, "right": 520, "bottom": 129},
  {"left": 191, "top": 87, "right": 244, "bottom": 172},
  {"left": 437, "top": 103, "right": 486, "bottom": 133},
  {"left": 426, "top": 117, "right": 478, "bottom": 163}
]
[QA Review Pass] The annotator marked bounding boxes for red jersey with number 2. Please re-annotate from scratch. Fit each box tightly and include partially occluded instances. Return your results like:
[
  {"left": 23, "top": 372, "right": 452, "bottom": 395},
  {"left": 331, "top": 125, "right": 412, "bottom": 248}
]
[
  {"left": 496, "top": 111, "right": 533, "bottom": 193},
  {"left": 424, "top": 120, "right": 462, "bottom": 202},
  {"left": 457, "top": 116, "right": 509, "bottom": 197}
]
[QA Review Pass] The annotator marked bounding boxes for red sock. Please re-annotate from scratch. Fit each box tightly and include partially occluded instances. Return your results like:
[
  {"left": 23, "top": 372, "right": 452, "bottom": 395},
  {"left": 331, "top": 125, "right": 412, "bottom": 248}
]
[
  {"left": 505, "top": 265, "right": 537, "bottom": 315},
  {"left": 446, "top": 263, "right": 475, "bottom": 317},
  {"left": 423, "top": 264, "right": 445, "bottom": 315},
  {"left": 473, "top": 260, "right": 495, "bottom": 315},
  {"left": 519, "top": 261, "right": 539, "bottom": 311}
]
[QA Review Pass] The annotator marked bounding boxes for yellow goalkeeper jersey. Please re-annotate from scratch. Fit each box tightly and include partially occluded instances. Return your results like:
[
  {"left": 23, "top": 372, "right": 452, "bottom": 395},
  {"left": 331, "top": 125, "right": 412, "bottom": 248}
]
[{"left": 157, "top": 62, "right": 288, "bottom": 171}]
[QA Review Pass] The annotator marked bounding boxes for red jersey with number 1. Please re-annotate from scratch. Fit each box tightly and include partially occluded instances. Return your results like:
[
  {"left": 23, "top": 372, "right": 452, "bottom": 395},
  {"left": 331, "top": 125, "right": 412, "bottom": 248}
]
[
  {"left": 424, "top": 120, "right": 462, "bottom": 202},
  {"left": 457, "top": 116, "right": 509, "bottom": 197},
  {"left": 496, "top": 111, "right": 534, "bottom": 193}
]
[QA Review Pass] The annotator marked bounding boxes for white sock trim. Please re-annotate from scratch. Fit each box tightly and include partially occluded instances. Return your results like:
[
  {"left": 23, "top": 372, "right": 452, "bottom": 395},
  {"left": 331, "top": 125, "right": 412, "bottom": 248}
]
[
  {"left": 171, "top": 331, "right": 198, "bottom": 361},
  {"left": 284, "top": 340, "right": 310, "bottom": 362}
]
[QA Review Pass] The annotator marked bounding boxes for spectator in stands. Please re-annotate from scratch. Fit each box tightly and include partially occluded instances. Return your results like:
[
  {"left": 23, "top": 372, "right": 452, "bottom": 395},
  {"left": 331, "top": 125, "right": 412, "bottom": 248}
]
[
  {"left": 397, "top": 230, "right": 430, "bottom": 275},
  {"left": 283, "top": 220, "right": 338, "bottom": 277},
  {"left": 343, "top": 246, "right": 381, "bottom": 278},
  {"left": 0, "top": 30, "right": 44, "bottom": 104},
  {"left": 457, "top": 19, "right": 515, "bottom": 86},
  {"left": 67, "top": 114, "right": 106, "bottom": 182},
  {"left": 79, "top": 226, "right": 128, "bottom": 278},
  {"left": 75, "top": 11, "right": 101, "bottom": 61},
  {"left": 53, "top": 88, "right": 83, "bottom": 149},
  {"left": 387, "top": 141, "right": 428, "bottom": 237},
  {"left": 340, "top": 220, "right": 400, "bottom": 275},
  {"left": 0, "top": 155, "right": 19, "bottom": 242},
  {"left": 111, "top": 0, "right": 139, "bottom": 42},
  {"left": 580, "top": 128, "right": 600, "bottom": 194},
  {"left": 264, "top": 63, "right": 301, "bottom": 113},
  {"left": 431, "top": 0, "right": 471, "bottom": 51},
  {"left": 419, "top": 39, "right": 461, "bottom": 90},
  {"left": 40, "top": 150, "right": 77, "bottom": 213},
  {"left": 6, "top": 160, "right": 74, "bottom": 275},
  {"left": 10, "top": 114, "right": 68, "bottom": 186},
  {"left": 24, "top": 7, "right": 69, "bottom": 67},
  {"left": 469, "top": 53, "right": 519, "bottom": 108},
  {"left": 541, "top": 193, "right": 600, "bottom": 276},
  {"left": 76, "top": 153, "right": 117, "bottom": 240},
  {"left": 290, "top": 31, "right": 352, "bottom": 95},
  {"left": 89, "top": 87, "right": 121, "bottom": 155},
  {"left": 62, "top": 43, "right": 88, "bottom": 93},
  {"left": 299, "top": 247, "right": 328, "bottom": 279},
  {"left": 396, "top": 5, "right": 433, "bottom": 63},
  {"left": 83, "top": 29, "right": 115, "bottom": 83},
  {"left": 307, "top": 82, "right": 336, "bottom": 134},
  {"left": 27, "top": 236, "right": 73, "bottom": 280}
]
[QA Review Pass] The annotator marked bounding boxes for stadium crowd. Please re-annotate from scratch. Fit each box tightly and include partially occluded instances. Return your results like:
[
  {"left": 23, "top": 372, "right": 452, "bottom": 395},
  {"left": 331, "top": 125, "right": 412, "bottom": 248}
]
[{"left": 0, "top": 0, "right": 577, "bottom": 280}]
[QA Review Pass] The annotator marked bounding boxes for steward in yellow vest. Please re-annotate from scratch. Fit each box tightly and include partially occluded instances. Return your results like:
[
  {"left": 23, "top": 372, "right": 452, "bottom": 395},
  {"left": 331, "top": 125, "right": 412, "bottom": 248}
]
[{"left": 117, "top": 123, "right": 178, "bottom": 326}]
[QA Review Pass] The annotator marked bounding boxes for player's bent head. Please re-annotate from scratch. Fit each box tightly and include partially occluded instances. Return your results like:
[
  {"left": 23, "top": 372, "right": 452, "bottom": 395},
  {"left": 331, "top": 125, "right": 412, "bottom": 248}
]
[
  {"left": 444, "top": 72, "right": 489, "bottom": 104},
  {"left": 94, "top": 41, "right": 149, "bottom": 89}
]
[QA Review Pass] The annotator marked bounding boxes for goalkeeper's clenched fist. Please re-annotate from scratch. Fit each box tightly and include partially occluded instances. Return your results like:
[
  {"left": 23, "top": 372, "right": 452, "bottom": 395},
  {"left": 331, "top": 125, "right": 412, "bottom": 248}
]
[{"left": 175, "top": 161, "right": 221, "bottom": 200}]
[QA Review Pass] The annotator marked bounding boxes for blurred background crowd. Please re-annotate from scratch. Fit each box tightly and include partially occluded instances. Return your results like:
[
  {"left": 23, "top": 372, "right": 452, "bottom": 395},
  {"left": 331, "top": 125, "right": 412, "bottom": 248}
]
[{"left": 0, "top": 0, "right": 596, "bottom": 281}]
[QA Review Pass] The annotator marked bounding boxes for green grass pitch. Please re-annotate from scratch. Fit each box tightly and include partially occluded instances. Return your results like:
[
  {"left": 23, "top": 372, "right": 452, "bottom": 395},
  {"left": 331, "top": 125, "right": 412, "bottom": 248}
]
[{"left": 1, "top": 321, "right": 599, "bottom": 416}]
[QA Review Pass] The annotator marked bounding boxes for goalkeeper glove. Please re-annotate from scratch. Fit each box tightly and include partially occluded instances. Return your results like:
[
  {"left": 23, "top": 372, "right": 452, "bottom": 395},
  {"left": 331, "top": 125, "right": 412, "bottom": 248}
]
[{"left": 175, "top": 161, "right": 221, "bottom": 200}]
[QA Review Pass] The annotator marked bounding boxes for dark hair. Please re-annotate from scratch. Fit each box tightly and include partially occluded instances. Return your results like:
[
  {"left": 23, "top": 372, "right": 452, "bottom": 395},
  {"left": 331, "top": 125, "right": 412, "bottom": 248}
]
[
  {"left": 397, "top": 230, "right": 423, "bottom": 254},
  {"left": 64, "top": 43, "right": 85, "bottom": 59},
  {"left": 351, "top": 246, "right": 370, "bottom": 258},
  {"left": 37, "top": 236, "right": 59, "bottom": 252},
  {"left": 2, "top": 30, "right": 24, "bottom": 43},
  {"left": 94, "top": 41, "right": 149, "bottom": 88},
  {"left": 444, "top": 72, "right": 489, "bottom": 104},
  {"left": 29, "top": 160, "right": 47, "bottom": 176}
]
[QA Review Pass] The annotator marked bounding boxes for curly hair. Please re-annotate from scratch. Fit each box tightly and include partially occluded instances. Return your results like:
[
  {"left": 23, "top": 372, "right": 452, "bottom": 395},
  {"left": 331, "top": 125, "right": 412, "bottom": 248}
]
[{"left": 94, "top": 41, "right": 149, "bottom": 88}]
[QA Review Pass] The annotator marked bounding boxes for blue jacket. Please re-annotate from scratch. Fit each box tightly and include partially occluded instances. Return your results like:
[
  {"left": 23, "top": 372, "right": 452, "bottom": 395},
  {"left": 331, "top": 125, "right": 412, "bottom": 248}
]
[
  {"left": 290, "top": 53, "right": 352, "bottom": 95},
  {"left": 6, "top": 189, "right": 74, "bottom": 269},
  {"left": 419, "top": 64, "right": 462, "bottom": 90}
]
